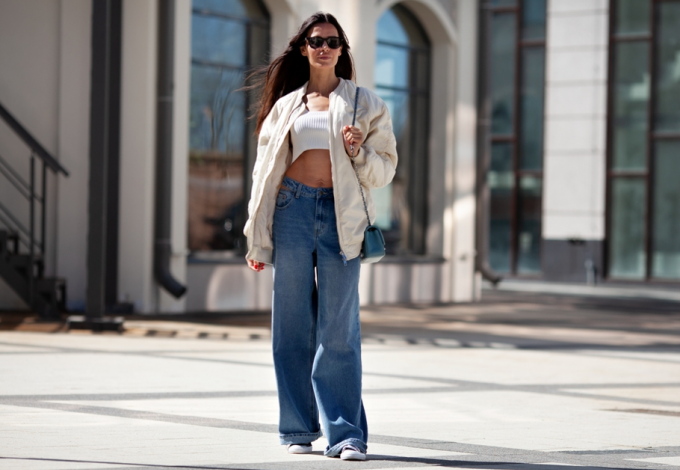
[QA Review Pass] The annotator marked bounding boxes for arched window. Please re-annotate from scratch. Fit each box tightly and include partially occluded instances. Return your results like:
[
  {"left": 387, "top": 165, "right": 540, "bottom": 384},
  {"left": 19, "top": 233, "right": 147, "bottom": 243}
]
[
  {"left": 188, "top": 0, "right": 269, "bottom": 253},
  {"left": 374, "top": 4, "right": 431, "bottom": 255}
]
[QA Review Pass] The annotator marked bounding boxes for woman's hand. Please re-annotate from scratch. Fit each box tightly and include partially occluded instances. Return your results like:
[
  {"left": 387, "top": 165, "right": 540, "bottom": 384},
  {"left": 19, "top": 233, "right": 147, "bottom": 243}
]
[
  {"left": 247, "top": 259, "right": 265, "bottom": 272},
  {"left": 343, "top": 125, "right": 364, "bottom": 158}
]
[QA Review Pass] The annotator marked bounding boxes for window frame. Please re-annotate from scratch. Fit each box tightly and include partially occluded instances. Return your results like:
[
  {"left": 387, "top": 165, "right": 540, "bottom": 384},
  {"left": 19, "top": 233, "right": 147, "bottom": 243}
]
[
  {"left": 374, "top": 4, "right": 432, "bottom": 256},
  {"left": 187, "top": 1, "right": 270, "bottom": 256},
  {"left": 605, "top": 0, "right": 680, "bottom": 283},
  {"left": 479, "top": 0, "right": 547, "bottom": 276}
]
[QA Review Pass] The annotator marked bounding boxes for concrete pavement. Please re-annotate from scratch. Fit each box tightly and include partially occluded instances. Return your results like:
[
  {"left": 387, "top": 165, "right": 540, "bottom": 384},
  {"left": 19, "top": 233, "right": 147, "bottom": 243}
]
[{"left": 1, "top": 290, "right": 679, "bottom": 469}]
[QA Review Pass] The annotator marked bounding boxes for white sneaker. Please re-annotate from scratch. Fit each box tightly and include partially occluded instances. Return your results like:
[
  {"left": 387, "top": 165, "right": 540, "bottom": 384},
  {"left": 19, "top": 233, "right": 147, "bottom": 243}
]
[
  {"left": 287, "top": 443, "right": 313, "bottom": 454},
  {"left": 340, "top": 445, "right": 366, "bottom": 461}
]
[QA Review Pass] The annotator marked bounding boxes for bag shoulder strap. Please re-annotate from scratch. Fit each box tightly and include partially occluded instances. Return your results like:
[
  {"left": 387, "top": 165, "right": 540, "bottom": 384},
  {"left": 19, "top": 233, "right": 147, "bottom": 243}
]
[
  {"left": 352, "top": 86, "right": 360, "bottom": 127},
  {"left": 349, "top": 87, "right": 372, "bottom": 227}
]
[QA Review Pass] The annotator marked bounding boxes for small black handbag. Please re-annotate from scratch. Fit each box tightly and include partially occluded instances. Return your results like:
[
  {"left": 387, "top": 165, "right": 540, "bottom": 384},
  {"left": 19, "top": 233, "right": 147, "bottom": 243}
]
[{"left": 350, "top": 87, "right": 386, "bottom": 264}]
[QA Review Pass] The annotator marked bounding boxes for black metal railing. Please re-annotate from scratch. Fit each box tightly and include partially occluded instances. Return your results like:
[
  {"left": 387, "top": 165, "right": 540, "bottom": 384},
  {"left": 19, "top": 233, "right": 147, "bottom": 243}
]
[{"left": 0, "top": 100, "right": 69, "bottom": 307}]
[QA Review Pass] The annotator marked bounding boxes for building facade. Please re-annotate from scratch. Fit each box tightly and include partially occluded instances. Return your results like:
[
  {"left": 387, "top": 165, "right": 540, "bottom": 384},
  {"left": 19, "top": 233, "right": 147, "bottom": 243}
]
[
  {"left": 0, "top": 0, "right": 477, "bottom": 314},
  {"left": 0, "top": 0, "right": 678, "bottom": 315},
  {"left": 477, "top": 0, "right": 680, "bottom": 285}
]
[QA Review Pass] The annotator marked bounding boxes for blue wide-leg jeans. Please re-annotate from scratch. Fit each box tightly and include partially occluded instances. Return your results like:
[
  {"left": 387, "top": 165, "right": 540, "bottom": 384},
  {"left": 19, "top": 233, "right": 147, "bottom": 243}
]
[{"left": 271, "top": 175, "right": 367, "bottom": 457}]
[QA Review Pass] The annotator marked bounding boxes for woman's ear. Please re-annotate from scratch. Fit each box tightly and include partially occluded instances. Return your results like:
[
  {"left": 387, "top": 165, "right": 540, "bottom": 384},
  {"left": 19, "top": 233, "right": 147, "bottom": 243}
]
[{"left": 300, "top": 44, "right": 307, "bottom": 57}]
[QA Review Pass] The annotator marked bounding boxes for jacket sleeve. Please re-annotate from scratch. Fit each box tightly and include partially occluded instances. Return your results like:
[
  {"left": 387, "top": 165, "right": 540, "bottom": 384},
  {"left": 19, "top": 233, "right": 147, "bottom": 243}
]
[
  {"left": 244, "top": 103, "right": 279, "bottom": 239},
  {"left": 352, "top": 100, "right": 398, "bottom": 189},
  {"left": 251, "top": 105, "right": 280, "bottom": 191}
]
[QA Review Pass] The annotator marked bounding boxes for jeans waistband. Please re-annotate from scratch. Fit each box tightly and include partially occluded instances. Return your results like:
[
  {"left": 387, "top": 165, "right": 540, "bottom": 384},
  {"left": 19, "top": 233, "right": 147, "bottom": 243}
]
[{"left": 281, "top": 175, "right": 334, "bottom": 198}]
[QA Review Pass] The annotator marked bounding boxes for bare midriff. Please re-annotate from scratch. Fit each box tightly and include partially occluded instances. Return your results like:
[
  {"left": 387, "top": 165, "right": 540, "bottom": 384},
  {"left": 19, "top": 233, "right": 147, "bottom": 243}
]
[{"left": 284, "top": 149, "right": 333, "bottom": 188}]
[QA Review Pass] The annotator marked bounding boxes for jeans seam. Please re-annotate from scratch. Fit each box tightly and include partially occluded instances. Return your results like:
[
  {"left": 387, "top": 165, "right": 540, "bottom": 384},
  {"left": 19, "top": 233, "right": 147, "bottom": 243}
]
[{"left": 309, "top": 299, "right": 316, "bottom": 426}]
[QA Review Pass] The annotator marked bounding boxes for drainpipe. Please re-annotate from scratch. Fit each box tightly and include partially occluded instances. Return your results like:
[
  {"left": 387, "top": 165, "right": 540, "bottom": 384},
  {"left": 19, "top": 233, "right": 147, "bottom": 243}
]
[
  {"left": 474, "top": 1, "right": 501, "bottom": 287},
  {"left": 474, "top": 147, "right": 503, "bottom": 287},
  {"left": 474, "top": 135, "right": 502, "bottom": 286},
  {"left": 154, "top": 0, "right": 186, "bottom": 298}
]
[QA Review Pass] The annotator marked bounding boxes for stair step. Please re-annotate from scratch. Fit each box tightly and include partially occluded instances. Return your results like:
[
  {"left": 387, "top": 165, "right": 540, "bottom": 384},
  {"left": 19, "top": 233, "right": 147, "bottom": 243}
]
[
  {"left": 35, "top": 277, "right": 66, "bottom": 291},
  {"left": 1, "top": 245, "right": 66, "bottom": 320},
  {"left": 36, "top": 277, "right": 67, "bottom": 310},
  {"left": 6, "top": 253, "right": 42, "bottom": 268},
  {"left": 0, "top": 230, "right": 19, "bottom": 255}
]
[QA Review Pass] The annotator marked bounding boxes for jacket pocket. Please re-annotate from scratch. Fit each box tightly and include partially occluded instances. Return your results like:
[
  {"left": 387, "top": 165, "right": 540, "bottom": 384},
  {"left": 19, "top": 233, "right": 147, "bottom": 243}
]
[{"left": 275, "top": 188, "right": 294, "bottom": 211}]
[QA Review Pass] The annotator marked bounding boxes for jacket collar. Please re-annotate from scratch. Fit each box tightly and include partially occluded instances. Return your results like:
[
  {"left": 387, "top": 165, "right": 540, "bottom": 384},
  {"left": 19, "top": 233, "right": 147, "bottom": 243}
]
[{"left": 291, "top": 77, "right": 352, "bottom": 107}]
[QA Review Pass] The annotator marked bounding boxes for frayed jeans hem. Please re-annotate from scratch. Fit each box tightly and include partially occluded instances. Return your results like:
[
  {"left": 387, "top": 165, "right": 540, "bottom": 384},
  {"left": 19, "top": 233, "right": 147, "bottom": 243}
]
[
  {"left": 324, "top": 438, "right": 367, "bottom": 457},
  {"left": 279, "top": 431, "right": 323, "bottom": 445}
]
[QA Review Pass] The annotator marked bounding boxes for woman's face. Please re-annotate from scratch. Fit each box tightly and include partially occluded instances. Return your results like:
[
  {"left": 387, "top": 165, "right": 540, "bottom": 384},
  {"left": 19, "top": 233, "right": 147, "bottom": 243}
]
[{"left": 301, "top": 22, "right": 342, "bottom": 70}]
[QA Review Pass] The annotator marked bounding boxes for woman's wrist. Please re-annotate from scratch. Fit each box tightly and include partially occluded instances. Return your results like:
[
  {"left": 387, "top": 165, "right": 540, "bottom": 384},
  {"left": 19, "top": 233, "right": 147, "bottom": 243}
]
[{"left": 349, "top": 146, "right": 364, "bottom": 162}]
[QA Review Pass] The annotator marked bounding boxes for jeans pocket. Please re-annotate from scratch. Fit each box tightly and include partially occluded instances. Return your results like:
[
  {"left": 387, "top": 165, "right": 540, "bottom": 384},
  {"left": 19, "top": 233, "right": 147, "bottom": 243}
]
[{"left": 275, "top": 188, "right": 294, "bottom": 210}]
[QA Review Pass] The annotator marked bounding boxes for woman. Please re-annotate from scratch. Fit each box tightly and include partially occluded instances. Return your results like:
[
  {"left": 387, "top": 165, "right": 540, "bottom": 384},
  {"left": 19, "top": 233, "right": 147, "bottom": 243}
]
[{"left": 244, "top": 12, "right": 397, "bottom": 461}]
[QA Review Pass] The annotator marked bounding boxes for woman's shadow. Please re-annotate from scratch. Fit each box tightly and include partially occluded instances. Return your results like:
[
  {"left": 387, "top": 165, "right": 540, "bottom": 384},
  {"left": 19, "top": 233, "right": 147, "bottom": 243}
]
[{"left": 308, "top": 451, "right": 633, "bottom": 470}]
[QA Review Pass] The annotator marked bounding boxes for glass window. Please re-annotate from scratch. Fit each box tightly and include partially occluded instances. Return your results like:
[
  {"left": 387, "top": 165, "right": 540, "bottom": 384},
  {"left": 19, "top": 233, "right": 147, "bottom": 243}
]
[
  {"left": 611, "top": 41, "right": 649, "bottom": 170},
  {"left": 375, "top": 44, "right": 409, "bottom": 89},
  {"left": 191, "top": 16, "right": 247, "bottom": 67},
  {"left": 522, "top": 0, "right": 546, "bottom": 40},
  {"left": 376, "top": 8, "right": 410, "bottom": 45},
  {"left": 193, "top": 0, "right": 267, "bottom": 19},
  {"left": 517, "top": 176, "right": 542, "bottom": 273},
  {"left": 519, "top": 47, "right": 545, "bottom": 170},
  {"left": 374, "top": 4, "right": 430, "bottom": 256},
  {"left": 481, "top": 1, "right": 546, "bottom": 276},
  {"left": 188, "top": 0, "right": 269, "bottom": 253},
  {"left": 614, "top": 0, "right": 650, "bottom": 35},
  {"left": 607, "top": 0, "right": 680, "bottom": 282},
  {"left": 488, "top": 143, "right": 514, "bottom": 272},
  {"left": 652, "top": 141, "right": 680, "bottom": 279},
  {"left": 189, "top": 67, "right": 245, "bottom": 153},
  {"left": 489, "top": 13, "right": 516, "bottom": 136},
  {"left": 653, "top": 2, "right": 680, "bottom": 132},
  {"left": 609, "top": 178, "right": 646, "bottom": 279}
]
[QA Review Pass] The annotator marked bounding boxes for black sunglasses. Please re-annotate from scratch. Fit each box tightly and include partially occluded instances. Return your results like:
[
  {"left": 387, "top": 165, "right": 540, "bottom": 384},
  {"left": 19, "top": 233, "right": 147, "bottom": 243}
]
[{"left": 305, "top": 36, "right": 343, "bottom": 50}]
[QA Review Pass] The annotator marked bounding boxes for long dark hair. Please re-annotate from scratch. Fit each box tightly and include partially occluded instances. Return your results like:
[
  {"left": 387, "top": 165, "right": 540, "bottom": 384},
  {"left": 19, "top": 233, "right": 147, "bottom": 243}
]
[{"left": 251, "top": 12, "right": 355, "bottom": 134}]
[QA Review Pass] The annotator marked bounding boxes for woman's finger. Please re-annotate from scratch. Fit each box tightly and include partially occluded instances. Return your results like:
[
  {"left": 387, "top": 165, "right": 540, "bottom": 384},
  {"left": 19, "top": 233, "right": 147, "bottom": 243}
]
[
  {"left": 345, "top": 130, "right": 362, "bottom": 141},
  {"left": 247, "top": 260, "right": 265, "bottom": 272}
]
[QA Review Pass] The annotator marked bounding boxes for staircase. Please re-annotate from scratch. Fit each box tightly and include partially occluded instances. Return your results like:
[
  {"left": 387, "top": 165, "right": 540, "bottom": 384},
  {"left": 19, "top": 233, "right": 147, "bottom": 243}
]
[{"left": 0, "top": 101, "right": 69, "bottom": 320}]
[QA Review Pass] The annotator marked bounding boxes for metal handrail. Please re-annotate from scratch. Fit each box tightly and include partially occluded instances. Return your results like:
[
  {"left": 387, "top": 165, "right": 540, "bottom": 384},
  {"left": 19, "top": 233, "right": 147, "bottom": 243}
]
[
  {"left": 0, "top": 101, "right": 69, "bottom": 177},
  {"left": 0, "top": 152, "right": 42, "bottom": 202},
  {"left": 0, "top": 101, "right": 69, "bottom": 310},
  {"left": 0, "top": 211, "right": 29, "bottom": 250},
  {"left": 0, "top": 201, "right": 37, "bottom": 250}
]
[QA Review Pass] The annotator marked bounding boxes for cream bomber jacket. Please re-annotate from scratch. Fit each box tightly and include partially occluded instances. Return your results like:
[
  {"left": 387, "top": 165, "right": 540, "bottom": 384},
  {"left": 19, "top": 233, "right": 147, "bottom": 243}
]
[{"left": 244, "top": 78, "right": 398, "bottom": 264}]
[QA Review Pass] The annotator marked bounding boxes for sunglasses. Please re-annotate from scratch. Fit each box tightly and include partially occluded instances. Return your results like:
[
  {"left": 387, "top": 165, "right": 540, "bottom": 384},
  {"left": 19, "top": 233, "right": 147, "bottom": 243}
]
[{"left": 305, "top": 36, "right": 343, "bottom": 49}]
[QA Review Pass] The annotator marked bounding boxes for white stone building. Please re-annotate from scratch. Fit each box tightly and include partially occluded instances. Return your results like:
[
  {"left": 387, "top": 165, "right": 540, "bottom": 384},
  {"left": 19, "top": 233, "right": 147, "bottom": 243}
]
[{"left": 0, "top": 0, "right": 678, "bottom": 317}]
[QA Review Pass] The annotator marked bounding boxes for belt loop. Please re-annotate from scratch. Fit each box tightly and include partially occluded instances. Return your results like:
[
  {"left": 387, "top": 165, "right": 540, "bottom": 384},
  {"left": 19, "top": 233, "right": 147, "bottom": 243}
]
[{"left": 295, "top": 183, "right": 302, "bottom": 199}]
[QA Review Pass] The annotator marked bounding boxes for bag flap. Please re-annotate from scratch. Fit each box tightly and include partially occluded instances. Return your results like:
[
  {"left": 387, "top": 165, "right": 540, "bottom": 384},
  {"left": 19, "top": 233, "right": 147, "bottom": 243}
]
[{"left": 366, "top": 225, "right": 385, "bottom": 246}]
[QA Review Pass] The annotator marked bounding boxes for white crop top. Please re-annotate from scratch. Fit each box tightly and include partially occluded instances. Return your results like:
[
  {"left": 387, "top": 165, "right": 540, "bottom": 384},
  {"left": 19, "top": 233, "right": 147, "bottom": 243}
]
[{"left": 290, "top": 110, "right": 329, "bottom": 162}]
